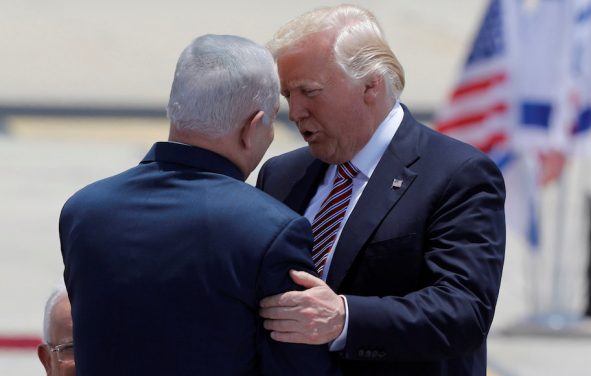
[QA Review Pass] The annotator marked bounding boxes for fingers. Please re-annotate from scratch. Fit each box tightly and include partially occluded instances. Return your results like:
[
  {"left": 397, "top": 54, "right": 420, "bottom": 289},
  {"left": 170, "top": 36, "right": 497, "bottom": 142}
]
[
  {"left": 259, "top": 290, "right": 301, "bottom": 308},
  {"left": 289, "top": 269, "right": 324, "bottom": 289},
  {"left": 263, "top": 317, "right": 298, "bottom": 332},
  {"left": 259, "top": 270, "right": 326, "bottom": 309},
  {"left": 259, "top": 306, "right": 299, "bottom": 320},
  {"left": 265, "top": 319, "right": 327, "bottom": 345},
  {"left": 264, "top": 318, "right": 326, "bottom": 345}
]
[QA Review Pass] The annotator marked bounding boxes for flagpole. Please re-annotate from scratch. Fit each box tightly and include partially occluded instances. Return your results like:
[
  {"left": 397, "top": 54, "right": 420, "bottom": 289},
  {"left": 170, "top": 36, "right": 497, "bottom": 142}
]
[
  {"left": 549, "top": 162, "right": 568, "bottom": 319},
  {"left": 535, "top": 157, "right": 588, "bottom": 331},
  {"left": 527, "top": 154, "right": 542, "bottom": 317},
  {"left": 529, "top": 232, "right": 541, "bottom": 316}
]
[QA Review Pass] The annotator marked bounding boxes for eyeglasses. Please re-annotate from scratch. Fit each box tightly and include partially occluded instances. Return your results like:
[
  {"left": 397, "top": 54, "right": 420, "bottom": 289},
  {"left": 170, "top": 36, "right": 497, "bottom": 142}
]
[{"left": 48, "top": 341, "right": 74, "bottom": 363}]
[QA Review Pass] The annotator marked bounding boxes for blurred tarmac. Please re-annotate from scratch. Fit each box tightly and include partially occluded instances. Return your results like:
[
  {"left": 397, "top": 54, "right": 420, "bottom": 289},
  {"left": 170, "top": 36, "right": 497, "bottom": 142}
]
[{"left": 1, "top": 115, "right": 591, "bottom": 376}]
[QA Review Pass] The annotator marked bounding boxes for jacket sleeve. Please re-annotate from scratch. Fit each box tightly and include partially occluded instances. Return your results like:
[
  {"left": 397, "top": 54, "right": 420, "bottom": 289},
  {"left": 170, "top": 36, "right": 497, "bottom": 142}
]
[
  {"left": 343, "top": 154, "right": 506, "bottom": 362},
  {"left": 257, "top": 216, "right": 341, "bottom": 376}
]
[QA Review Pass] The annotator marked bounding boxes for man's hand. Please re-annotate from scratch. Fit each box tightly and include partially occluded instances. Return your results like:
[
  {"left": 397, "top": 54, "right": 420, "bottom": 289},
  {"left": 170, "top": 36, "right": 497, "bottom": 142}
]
[{"left": 259, "top": 270, "right": 345, "bottom": 345}]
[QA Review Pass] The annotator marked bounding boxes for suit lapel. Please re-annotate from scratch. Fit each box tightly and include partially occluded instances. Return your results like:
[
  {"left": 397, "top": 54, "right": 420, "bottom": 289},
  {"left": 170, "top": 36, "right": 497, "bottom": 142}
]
[{"left": 326, "top": 107, "right": 422, "bottom": 290}]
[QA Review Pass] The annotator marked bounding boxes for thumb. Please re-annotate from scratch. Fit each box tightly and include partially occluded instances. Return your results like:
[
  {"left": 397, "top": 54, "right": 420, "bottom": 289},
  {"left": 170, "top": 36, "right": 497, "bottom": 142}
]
[{"left": 289, "top": 269, "right": 325, "bottom": 289}]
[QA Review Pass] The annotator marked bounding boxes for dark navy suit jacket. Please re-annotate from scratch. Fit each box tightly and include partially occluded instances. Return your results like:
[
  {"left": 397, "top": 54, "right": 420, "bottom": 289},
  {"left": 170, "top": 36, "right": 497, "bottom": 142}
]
[
  {"left": 60, "top": 142, "right": 339, "bottom": 376},
  {"left": 257, "top": 105, "right": 506, "bottom": 375}
]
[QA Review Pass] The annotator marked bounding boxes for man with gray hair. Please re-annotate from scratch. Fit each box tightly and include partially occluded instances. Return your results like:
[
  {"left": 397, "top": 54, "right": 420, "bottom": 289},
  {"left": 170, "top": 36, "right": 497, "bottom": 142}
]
[
  {"left": 257, "top": 4, "right": 505, "bottom": 375},
  {"left": 59, "top": 34, "right": 338, "bottom": 375},
  {"left": 37, "top": 284, "right": 75, "bottom": 376}
]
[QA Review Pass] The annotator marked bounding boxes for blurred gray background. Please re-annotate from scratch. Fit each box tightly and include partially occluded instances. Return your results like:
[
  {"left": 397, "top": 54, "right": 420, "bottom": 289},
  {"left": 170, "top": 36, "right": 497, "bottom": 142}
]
[{"left": 1, "top": 1, "right": 591, "bottom": 375}]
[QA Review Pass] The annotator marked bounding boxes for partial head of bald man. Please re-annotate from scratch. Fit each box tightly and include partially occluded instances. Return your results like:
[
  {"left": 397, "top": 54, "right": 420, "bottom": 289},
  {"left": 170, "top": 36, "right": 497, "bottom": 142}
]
[{"left": 37, "top": 286, "right": 74, "bottom": 376}]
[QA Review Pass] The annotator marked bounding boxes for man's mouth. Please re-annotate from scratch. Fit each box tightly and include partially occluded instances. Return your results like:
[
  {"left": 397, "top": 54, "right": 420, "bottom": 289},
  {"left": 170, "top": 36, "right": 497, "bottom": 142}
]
[{"left": 301, "top": 130, "right": 317, "bottom": 142}]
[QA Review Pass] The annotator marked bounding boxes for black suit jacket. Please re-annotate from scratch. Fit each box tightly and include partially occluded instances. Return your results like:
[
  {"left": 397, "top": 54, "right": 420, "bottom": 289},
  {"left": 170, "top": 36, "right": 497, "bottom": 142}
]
[
  {"left": 60, "top": 142, "right": 339, "bottom": 376},
  {"left": 257, "top": 105, "right": 506, "bottom": 375}
]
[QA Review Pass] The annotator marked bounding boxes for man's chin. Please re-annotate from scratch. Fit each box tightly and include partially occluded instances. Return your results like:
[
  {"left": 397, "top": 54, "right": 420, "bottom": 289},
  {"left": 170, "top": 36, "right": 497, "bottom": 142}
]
[{"left": 308, "top": 146, "right": 344, "bottom": 165}]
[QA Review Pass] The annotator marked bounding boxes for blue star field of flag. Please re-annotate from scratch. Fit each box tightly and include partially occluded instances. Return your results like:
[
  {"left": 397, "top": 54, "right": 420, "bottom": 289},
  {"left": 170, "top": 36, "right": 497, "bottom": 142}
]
[{"left": 466, "top": 0, "right": 505, "bottom": 66}]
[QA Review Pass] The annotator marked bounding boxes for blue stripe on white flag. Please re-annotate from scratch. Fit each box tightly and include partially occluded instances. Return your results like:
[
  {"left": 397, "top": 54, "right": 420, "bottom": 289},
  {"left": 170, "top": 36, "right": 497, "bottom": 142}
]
[{"left": 520, "top": 102, "right": 552, "bottom": 129}]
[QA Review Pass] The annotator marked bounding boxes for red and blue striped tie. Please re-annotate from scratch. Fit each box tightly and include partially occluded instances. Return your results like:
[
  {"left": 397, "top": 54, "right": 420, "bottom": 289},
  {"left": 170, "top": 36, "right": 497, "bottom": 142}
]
[{"left": 311, "top": 162, "right": 359, "bottom": 275}]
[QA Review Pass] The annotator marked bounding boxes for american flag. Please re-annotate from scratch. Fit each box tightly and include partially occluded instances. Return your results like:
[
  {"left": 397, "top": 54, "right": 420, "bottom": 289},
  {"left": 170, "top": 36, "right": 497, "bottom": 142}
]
[
  {"left": 436, "top": 0, "right": 591, "bottom": 166},
  {"left": 435, "top": 0, "right": 515, "bottom": 170}
]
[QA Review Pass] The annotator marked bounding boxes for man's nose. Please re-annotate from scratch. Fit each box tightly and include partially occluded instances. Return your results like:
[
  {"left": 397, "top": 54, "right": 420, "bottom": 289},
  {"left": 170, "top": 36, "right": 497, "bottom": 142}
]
[{"left": 288, "top": 95, "right": 309, "bottom": 123}]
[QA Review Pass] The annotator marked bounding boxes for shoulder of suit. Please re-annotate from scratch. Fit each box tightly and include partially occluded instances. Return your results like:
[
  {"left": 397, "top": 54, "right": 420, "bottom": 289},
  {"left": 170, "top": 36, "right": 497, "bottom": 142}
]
[
  {"left": 264, "top": 146, "right": 314, "bottom": 169},
  {"left": 62, "top": 165, "right": 140, "bottom": 210},
  {"left": 418, "top": 123, "right": 494, "bottom": 164},
  {"left": 238, "top": 181, "right": 303, "bottom": 221}
]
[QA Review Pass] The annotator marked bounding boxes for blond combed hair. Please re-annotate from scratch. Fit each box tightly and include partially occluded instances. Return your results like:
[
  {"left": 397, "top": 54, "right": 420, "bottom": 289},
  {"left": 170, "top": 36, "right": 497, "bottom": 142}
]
[{"left": 267, "top": 4, "right": 405, "bottom": 100}]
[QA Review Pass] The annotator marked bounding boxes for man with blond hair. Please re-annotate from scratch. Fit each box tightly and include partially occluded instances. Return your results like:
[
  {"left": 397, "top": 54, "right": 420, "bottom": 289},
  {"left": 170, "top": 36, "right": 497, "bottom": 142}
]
[{"left": 258, "top": 5, "right": 506, "bottom": 375}]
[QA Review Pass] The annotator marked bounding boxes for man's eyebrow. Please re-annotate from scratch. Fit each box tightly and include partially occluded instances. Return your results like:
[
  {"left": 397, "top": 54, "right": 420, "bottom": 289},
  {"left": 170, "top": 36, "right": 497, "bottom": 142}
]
[{"left": 286, "top": 79, "right": 322, "bottom": 88}]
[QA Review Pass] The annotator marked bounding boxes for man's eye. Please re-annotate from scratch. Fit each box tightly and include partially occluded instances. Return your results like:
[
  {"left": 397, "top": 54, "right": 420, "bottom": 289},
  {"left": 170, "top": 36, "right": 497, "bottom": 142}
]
[{"left": 303, "top": 89, "right": 320, "bottom": 97}]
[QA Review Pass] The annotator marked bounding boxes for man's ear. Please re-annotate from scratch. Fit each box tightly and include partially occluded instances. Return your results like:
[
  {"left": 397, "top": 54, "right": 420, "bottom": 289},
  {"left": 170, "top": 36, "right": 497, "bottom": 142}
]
[
  {"left": 363, "top": 75, "right": 383, "bottom": 104},
  {"left": 37, "top": 344, "right": 51, "bottom": 375},
  {"left": 240, "top": 110, "right": 265, "bottom": 150}
]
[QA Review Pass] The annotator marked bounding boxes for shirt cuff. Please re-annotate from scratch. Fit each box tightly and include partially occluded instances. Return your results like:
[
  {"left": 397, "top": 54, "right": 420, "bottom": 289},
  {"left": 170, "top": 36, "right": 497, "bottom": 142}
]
[{"left": 328, "top": 295, "right": 348, "bottom": 352}]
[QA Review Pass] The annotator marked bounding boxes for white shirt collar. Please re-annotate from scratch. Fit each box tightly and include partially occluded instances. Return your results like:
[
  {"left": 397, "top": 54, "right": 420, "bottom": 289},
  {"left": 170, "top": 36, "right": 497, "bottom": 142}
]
[{"left": 350, "top": 101, "right": 404, "bottom": 180}]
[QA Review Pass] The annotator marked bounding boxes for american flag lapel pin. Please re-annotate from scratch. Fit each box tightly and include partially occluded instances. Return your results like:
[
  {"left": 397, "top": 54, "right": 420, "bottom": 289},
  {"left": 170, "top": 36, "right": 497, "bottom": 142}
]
[{"left": 391, "top": 178, "right": 403, "bottom": 189}]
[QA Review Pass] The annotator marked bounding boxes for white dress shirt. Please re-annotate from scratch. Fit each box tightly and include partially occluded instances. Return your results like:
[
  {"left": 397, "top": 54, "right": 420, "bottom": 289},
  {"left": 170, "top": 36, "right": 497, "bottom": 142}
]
[{"left": 303, "top": 101, "right": 404, "bottom": 350}]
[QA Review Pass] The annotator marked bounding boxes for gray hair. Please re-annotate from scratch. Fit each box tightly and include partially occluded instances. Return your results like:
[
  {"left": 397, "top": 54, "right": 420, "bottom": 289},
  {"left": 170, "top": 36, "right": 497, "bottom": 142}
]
[
  {"left": 42, "top": 281, "right": 68, "bottom": 343},
  {"left": 267, "top": 4, "right": 404, "bottom": 100},
  {"left": 167, "top": 34, "right": 279, "bottom": 137}
]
